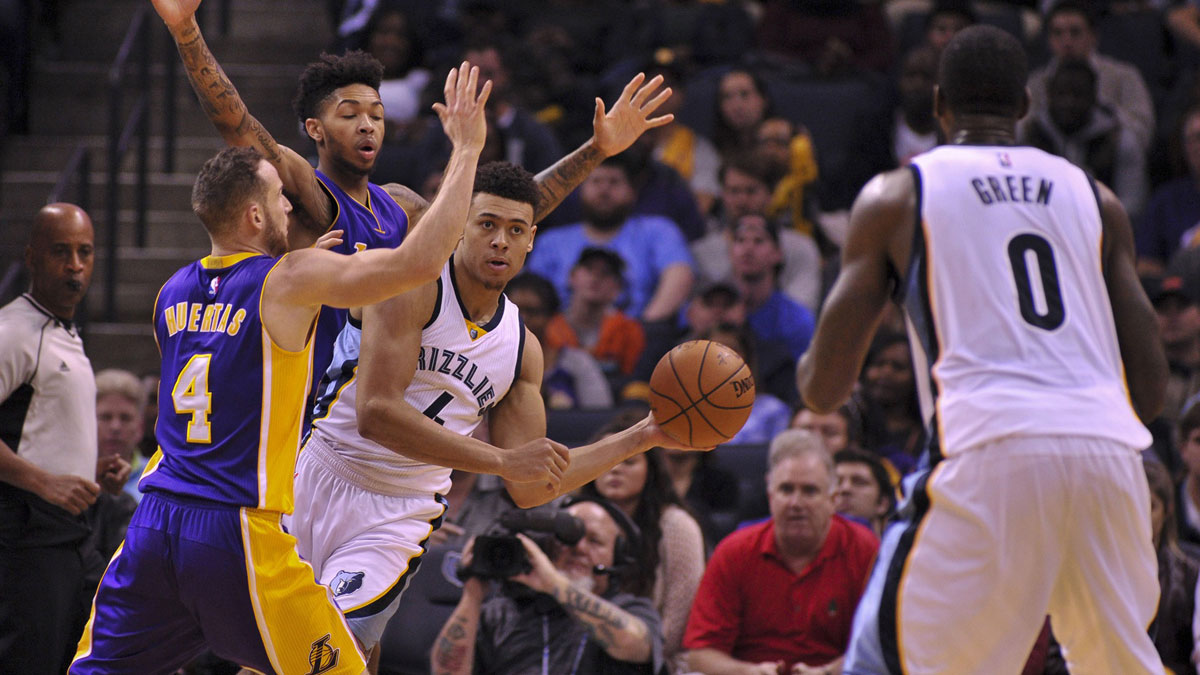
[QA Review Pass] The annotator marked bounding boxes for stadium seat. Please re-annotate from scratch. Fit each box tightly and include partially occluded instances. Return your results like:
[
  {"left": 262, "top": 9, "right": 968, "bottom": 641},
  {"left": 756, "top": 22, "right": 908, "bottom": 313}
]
[{"left": 377, "top": 544, "right": 466, "bottom": 675}]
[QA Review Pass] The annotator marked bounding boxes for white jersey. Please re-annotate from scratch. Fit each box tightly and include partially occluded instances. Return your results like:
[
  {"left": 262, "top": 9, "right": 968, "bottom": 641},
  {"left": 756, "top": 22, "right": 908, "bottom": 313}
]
[
  {"left": 308, "top": 259, "right": 525, "bottom": 495},
  {"left": 904, "top": 145, "right": 1150, "bottom": 456}
]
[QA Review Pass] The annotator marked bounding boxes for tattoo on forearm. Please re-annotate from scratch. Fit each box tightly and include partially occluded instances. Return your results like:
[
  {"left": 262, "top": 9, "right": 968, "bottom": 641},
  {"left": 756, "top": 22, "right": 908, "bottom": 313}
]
[
  {"left": 533, "top": 144, "right": 604, "bottom": 222},
  {"left": 433, "top": 615, "right": 472, "bottom": 674},
  {"left": 174, "top": 22, "right": 281, "bottom": 163}
]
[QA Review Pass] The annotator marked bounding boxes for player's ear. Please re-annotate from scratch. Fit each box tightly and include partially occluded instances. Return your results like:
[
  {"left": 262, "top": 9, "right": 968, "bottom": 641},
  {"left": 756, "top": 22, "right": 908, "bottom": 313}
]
[
  {"left": 304, "top": 117, "right": 323, "bottom": 143},
  {"left": 526, "top": 224, "right": 537, "bottom": 253}
]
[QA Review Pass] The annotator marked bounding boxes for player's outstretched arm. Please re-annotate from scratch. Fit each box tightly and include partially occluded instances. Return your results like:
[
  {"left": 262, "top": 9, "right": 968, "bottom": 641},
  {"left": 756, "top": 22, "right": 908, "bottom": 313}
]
[
  {"left": 531, "top": 72, "right": 674, "bottom": 222},
  {"left": 798, "top": 169, "right": 914, "bottom": 413},
  {"left": 152, "top": 0, "right": 335, "bottom": 236},
  {"left": 492, "top": 342, "right": 704, "bottom": 507},
  {"left": 1099, "top": 181, "right": 1169, "bottom": 421},
  {"left": 354, "top": 290, "right": 569, "bottom": 485}
]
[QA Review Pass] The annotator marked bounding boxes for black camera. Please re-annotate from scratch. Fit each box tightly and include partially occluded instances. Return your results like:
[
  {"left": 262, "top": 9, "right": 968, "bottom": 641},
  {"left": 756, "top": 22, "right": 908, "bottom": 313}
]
[{"left": 461, "top": 509, "right": 585, "bottom": 580}]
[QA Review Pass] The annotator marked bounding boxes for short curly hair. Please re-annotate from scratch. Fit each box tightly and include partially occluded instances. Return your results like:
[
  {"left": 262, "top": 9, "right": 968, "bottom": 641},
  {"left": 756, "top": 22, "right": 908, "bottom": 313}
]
[
  {"left": 473, "top": 161, "right": 539, "bottom": 209},
  {"left": 292, "top": 51, "right": 384, "bottom": 123},
  {"left": 938, "top": 25, "right": 1027, "bottom": 118}
]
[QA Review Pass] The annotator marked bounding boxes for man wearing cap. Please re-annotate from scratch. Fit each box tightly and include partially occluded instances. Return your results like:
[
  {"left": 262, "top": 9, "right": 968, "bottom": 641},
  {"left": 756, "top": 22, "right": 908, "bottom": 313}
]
[
  {"left": 547, "top": 247, "right": 646, "bottom": 379},
  {"left": 729, "top": 214, "right": 815, "bottom": 362},
  {"left": 1143, "top": 273, "right": 1200, "bottom": 428}
]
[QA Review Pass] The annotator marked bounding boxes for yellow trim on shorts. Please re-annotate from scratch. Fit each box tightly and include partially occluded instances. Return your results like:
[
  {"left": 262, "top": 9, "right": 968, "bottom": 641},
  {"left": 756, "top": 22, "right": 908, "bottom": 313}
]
[
  {"left": 239, "top": 508, "right": 366, "bottom": 675},
  {"left": 71, "top": 541, "right": 126, "bottom": 666}
]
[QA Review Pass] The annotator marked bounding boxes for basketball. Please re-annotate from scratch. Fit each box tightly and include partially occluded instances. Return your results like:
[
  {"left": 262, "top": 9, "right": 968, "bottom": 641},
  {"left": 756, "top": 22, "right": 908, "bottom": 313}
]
[{"left": 648, "top": 340, "right": 756, "bottom": 447}]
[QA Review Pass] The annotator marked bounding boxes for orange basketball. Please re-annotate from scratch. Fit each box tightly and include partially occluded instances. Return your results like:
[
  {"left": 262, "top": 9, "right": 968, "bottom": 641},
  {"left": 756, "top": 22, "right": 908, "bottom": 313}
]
[{"left": 648, "top": 339, "right": 756, "bottom": 447}]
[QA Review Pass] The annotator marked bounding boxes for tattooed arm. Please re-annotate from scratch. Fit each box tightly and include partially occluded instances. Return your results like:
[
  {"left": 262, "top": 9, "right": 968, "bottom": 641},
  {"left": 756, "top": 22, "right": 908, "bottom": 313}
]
[
  {"left": 531, "top": 72, "right": 675, "bottom": 223},
  {"left": 509, "top": 534, "right": 653, "bottom": 663},
  {"left": 431, "top": 577, "right": 486, "bottom": 675},
  {"left": 151, "top": 0, "right": 334, "bottom": 237}
]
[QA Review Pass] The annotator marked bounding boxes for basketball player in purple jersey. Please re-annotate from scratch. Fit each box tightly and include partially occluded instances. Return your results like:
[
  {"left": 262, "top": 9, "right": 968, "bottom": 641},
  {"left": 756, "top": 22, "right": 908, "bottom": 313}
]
[
  {"left": 71, "top": 65, "right": 568, "bottom": 675},
  {"left": 152, "top": 0, "right": 677, "bottom": 391}
]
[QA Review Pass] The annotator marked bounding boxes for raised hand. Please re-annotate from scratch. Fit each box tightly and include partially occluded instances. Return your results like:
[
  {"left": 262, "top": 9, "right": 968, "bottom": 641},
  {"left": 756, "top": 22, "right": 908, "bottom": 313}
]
[
  {"left": 432, "top": 61, "right": 492, "bottom": 155},
  {"left": 37, "top": 474, "right": 100, "bottom": 515},
  {"left": 150, "top": 0, "right": 202, "bottom": 29},
  {"left": 499, "top": 438, "right": 570, "bottom": 488},
  {"left": 592, "top": 72, "right": 675, "bottom": 158},
  {"left": 96, "top": 454, "right": 132, "bottom": 495}
]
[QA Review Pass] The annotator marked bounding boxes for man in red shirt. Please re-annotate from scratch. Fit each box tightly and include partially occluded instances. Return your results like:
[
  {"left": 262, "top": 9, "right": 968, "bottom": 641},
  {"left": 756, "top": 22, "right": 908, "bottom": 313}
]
[{"left": 683, "top": 429, "right": 879, "bottom": 674}]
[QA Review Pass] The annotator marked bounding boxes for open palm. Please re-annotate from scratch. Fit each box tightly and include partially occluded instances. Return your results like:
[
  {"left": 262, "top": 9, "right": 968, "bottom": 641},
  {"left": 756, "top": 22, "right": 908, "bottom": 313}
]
[
  {"left": 151, "top": 0, "right": 201, "bottom": 28},
  {"left": 592, "top": 72, "right": 675, "bottom": 158}
]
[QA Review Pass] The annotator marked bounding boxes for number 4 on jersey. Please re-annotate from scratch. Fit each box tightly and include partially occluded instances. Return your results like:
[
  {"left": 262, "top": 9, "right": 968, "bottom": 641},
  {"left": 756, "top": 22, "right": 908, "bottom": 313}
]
[{"left": 173, "top": 354, "right": 213, "bottom": 443}]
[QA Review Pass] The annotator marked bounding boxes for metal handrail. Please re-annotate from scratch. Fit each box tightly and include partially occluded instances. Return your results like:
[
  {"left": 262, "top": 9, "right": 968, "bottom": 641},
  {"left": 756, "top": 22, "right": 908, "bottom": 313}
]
[
  {"left": 104, "top": 6, "right": 152, "bottom": 321},
  {"left": 49, "top": 144, "right": 91, "bottom": 210}
]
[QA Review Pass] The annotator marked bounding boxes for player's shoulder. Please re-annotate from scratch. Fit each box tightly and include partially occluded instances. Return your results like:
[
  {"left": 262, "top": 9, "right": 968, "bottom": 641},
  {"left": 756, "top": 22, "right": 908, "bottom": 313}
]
[{"left": 379, "top": 181, "right": 429, "bottom": 216}]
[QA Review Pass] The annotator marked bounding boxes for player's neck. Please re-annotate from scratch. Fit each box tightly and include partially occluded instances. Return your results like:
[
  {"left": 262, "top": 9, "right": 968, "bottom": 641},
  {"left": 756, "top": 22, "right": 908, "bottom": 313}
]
[
  {"left": 209, "top": 240, "right": 271, "bottom": 259},
  {"left": 317, "top": 157, "right": 371, "bottom": 204},
  {"left": 947, "top": 117, "right": 1018, "bottom": 146},
  {"left": 451, "top": 259, "right": 503, "bottom": 325}
]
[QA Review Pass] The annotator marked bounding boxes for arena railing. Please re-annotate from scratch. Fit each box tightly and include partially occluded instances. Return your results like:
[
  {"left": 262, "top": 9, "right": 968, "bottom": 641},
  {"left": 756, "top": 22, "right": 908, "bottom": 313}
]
[{"left": 103, "top": 2, "right": 231, "bottom": 322}]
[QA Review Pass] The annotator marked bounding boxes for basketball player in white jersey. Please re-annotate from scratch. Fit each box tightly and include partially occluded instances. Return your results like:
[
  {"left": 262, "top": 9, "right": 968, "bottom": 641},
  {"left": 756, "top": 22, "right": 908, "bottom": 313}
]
[
  {"left": 798, "top": 26, "right": 1168, "bottom": 675},
  {"left": 288, "top": 163, "right": 703, "bottom": 663}
]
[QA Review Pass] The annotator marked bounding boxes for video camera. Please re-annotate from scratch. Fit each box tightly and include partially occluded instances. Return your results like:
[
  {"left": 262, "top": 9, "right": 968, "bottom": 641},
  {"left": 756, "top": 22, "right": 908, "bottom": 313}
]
[{"left": 459, "top": 508, "right": 585, "bottom": 580}]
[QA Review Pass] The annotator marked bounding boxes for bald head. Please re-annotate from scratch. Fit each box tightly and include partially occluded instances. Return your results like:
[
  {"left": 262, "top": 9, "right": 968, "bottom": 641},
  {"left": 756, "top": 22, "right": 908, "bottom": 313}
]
[
  {"left": 32, "top": 203, "right": 93, "bottom": 246},
  {"left": 25, "top": 203, "right": 95, "bottom": 319}
]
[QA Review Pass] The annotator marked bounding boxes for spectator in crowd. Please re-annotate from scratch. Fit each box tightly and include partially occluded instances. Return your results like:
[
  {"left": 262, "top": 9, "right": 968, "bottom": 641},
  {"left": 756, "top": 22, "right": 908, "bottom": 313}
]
[
  {"left": 0, "top": 204, "right": 128, "bottom": 674},
  {"left": 922, "top": 0, "right": 976, "bottom": 52},
  {"left": 1024, "top": 0, "right": 1155, "bottom": 152},
  {"left": 727, "top": 214, "right": 816, "bottom": 361},
  {"left": 430, "top": 498, "right": 668, "bottom": 675},
  {"left": 1144, "top": 274, "right": 1200, "bottom": 428},
  {"left": 892, "top": 44, "right": 940, "bottom": 166},
  {"left": 642, "top": 52, "right": 721, "bottom": 217},
  {"left": 791, "top": 403, "right": 859, "bottom": 456},
  {"left": 506, "top": 273, "right": 613, "bottom": 410},
  {"left": 703, "top": 323, "right": 792, "bottom": 445},
  {"left": 660, "top": 444, "right": 741, "bottom": 550},
  {"left": 757, "top": 117, "right": 820, "bottom": 241},
  {"left": 711, "top": 69, "right": 774, "bottom": 160},
  {"left": 1176, "top": 402, "right": 1200, "bottom": 547},
  {"left": 363, "top": 4, "right": 430, "bottom": 136},
  {"left": 1144, "top": 459, "right": 1200, "bottom": 675},
  {"left": 528, "top": 154, "right": 695, "bottom": 324},
  {"left": 1022, "top": 58, "right": 1147, "bottom": 218},
  {"left": 683, "top": 430, "right": 879, "bottom": 674},
  {"left": 693, "top": 155, "right": 822, "bottom": 313},
  {"left": 1139, "top": 103, "right": 1200, "bottom": 275},
  {"left": 582, "top": 412, "right": 706, "bottom": 672},
  {"left": 94, "top": 368, "right": 148, "bottom": 502},
  {"left": 546, "top": 247, "right": 645, "bottom": 384},
  {"left": 136, "top": 373, "right": 159, "bottom": 461},
  {"left": 755, "top": 0, "right": 894, "bottom": 76},
  {"left": 85, "top": 373, "right": 142, "bottom": 585},
  {"left": 619, "top": 1, "right": 755, "bottom": 70},
  {"left": 855, "top": 330, "right": 924, "bottom": 477},
  {"left": 394, "top": 40, "right": 565, "bottom": 187},
  {"left": 833, "top": 448, "right": 895, "bottom": 537}
]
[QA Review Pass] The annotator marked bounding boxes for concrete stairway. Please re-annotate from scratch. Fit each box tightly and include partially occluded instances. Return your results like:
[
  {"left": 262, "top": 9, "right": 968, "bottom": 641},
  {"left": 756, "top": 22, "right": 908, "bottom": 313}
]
[{"left": 0, "top": 0, "right": 334, "bottom": 374}]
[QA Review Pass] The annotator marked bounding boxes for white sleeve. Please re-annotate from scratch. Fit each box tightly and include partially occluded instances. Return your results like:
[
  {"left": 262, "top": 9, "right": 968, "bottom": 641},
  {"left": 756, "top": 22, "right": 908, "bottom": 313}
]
[{"left": 0, "top": 315, "right": 37, "bottom": 402}]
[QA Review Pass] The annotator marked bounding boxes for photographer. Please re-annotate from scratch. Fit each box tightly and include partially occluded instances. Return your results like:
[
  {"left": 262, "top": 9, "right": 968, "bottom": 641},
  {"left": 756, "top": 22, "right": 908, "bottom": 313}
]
[{"left": 431, "top": 498, "right": 667, "bottom": 675}]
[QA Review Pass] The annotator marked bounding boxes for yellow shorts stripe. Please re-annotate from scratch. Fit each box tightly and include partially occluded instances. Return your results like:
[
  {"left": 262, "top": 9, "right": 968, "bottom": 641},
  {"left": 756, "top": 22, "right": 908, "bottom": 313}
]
[
  {"left": 71, "top": 541, "right": 125, "bottom": 666},
  {"left": 239, "top": 508, "right": 366, "bottom": 675}
]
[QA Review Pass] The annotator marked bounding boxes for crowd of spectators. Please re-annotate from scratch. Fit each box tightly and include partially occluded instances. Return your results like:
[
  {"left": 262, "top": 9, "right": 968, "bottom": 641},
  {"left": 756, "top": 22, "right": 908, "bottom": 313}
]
[{"left": 17, "top": 0, "right": 1200, "bottom": 672}]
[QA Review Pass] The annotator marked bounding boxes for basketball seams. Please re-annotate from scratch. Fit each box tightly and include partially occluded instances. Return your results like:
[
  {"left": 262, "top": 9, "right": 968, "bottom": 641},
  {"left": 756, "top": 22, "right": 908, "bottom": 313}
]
[{"left": 650, "top": 340, "right": 756, "bottom": 446}]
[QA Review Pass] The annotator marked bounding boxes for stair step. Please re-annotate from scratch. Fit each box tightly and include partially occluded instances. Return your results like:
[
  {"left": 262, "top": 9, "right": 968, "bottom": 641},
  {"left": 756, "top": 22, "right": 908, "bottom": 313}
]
[{"left": 82, "top": 322, "right": 159, "bottom": 373}]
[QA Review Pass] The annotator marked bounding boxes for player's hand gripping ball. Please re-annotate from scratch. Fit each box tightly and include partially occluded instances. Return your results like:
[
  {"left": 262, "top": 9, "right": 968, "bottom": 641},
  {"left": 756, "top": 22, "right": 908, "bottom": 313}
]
[{"left": 649, "top": 340, "right": 756, "bottom": 447}]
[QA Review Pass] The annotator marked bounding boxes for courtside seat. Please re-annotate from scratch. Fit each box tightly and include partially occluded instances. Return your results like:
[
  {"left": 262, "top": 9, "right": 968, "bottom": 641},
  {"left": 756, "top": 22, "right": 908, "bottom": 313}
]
[{"left": 377, "top": 544, "right": 465, "bottom": 675}]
